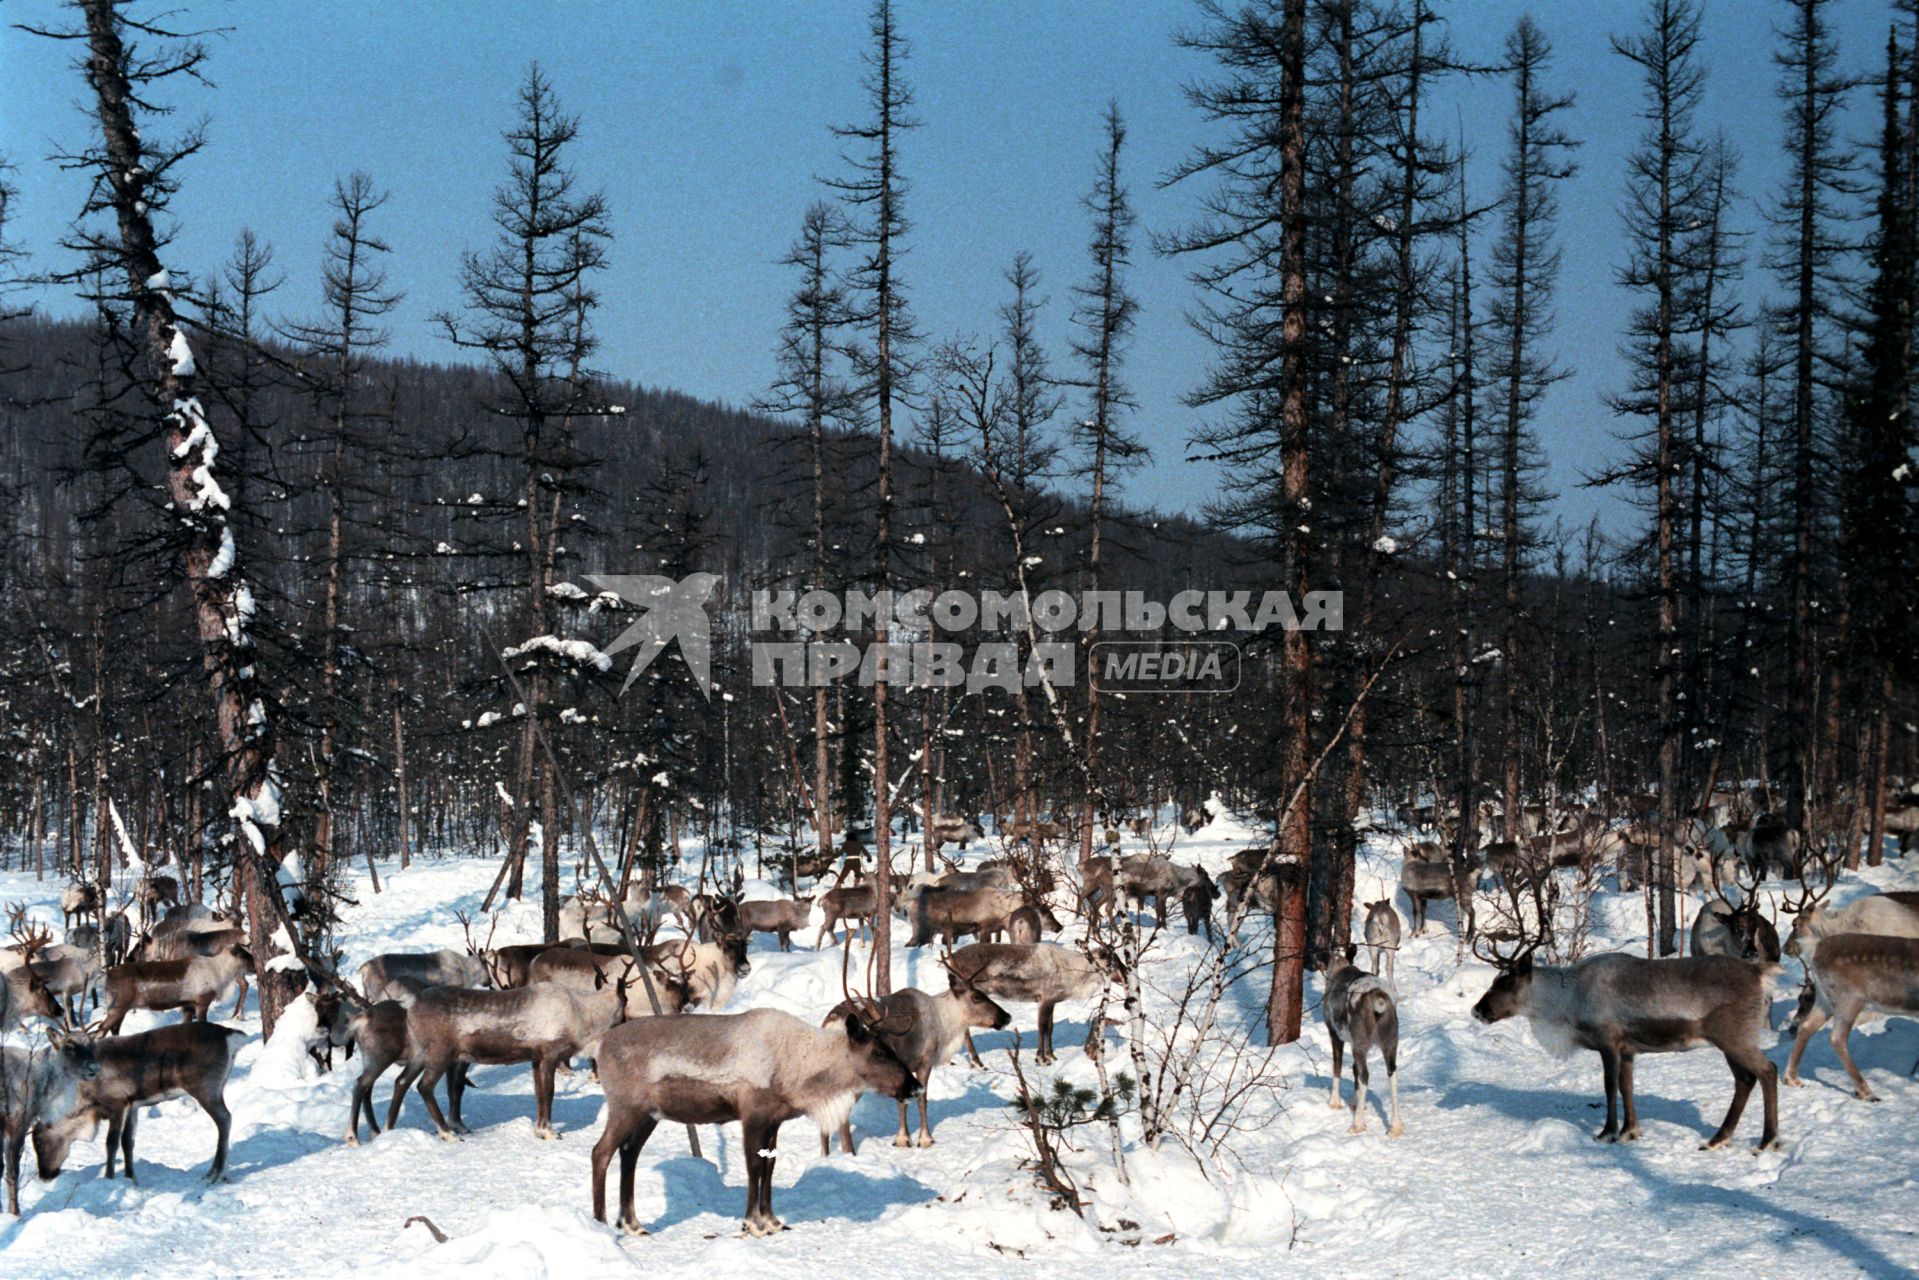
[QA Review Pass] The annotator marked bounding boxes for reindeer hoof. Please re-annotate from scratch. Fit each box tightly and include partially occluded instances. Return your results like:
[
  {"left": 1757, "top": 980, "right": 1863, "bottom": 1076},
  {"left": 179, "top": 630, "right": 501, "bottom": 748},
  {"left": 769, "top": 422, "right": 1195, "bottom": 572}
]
[
  {"left": 1782, "top": 1073, "right": 1805, "bottom": 1088},
  {"left": 1388, "top": 1123, "right": 1404, "bottom": 1139},
  {"left": 620, "top": 1220, "right": 650, "bottom": 1237},
  {"left": 917, "top": 1134, "right": 935, "bottom": 1149},
  {"left": 893, "top": 1133, "right": 912, "bottom": 1148},
  {"left": 1856, "top": 1089, "right": 1880, "bottom": 1103},
  {"left": 1618, "top": 1126, "right": 1641, "bottom": 1142},
  {"left": 1327, "top": 1098, "right": 1345, "bottom": 1111},
  {"left": 1594, "top": 1127, "right": 1617, "bottom": 1143},
  {"left": 437, "top": 1131, "right": 462, "bottom": 1144},
  {"left": 1346, "top": 1122, "right": 1365, "bottom": 1135},
  {"left": 535, "top": 1127, "right": 560, "bottom": 1140},
  {"left": 344, "top": 1134, "right": 360, "bottom": 1148}
]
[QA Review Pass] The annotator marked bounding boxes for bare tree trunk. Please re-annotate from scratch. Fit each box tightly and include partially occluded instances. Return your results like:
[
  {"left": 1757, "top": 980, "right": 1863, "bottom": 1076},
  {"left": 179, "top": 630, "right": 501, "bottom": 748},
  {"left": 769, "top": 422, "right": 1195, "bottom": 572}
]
[{"left": 1268, "top": 0, "right": 1311, "bottom": 1047}]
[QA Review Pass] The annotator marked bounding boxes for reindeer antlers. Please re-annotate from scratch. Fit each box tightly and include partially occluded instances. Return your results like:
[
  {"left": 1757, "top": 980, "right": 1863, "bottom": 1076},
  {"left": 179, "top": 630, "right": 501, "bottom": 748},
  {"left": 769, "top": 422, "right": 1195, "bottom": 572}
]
[
  {"left": 7, "top": 902, "right": 53, "bottom": 959},
  {"left": 1470, "top": 927, "right": 1536, "bottom": 972}
]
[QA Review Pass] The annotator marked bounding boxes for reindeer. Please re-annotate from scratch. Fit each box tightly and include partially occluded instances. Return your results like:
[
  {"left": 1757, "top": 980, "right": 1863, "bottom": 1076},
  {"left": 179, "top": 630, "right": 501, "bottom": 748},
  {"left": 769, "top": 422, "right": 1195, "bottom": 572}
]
[
  {"left": 26, "top": 946, "right": 104, "bottom": 1024},
  {"left": 589, "top": 1005, "right": 918, "bottom": 1237},
  {"left": 1117, "top": 855, "right": 1213, "bottom": 929},
  {"left": 1180, "top": 872, "right": 1219, "bottom": 940},
  {"left": 357, "top": 948, "right": 491, "bottom": 1004},
  {"left": 1783, "top": 933, "right": 1919, "bottom": 1099},
  {"left": 945, "top": 942, "right": 1117, "bottom": 1066},
  {"left": 1470, "top": 940, "right": 1779, "bottom": 1150},
  {"left": 1322, "top": 949, "right": 1403, "bottom": 1136},
  {"left": 820, "top": 970, "right": 1010, "bottom": 1153},
  {"left": 1399, "top": 860, "right": 1458, "bottom": 936},
  {"left": 1363, "top": 901, "right": 1402, "bottom": 981},
  {"left": 0, "top": 912, "right": 66, "bottom": 1031},
  {"left": 100, "top": 944, "right": 255, "bottom": 1033},
  {"left": 927, "top": 815, "right": 983, "bottom": 851},
  {"left": 736, "top": 897, "right": 813, "bottom": 952},
  {"left": 1001, "top": 901, "right": 1062, "bottom": 944},
  {"left": 909, "top": 885, "right": 1025, "bottom": 947},
  {"left": 311, "top": 989, "right": 419, "bottom": 1144},
  {"left": 134, "top": 875, "right": 180, "bottom": 928},
  {"left": 0, "top": 1031, "right": 98, "bottom": 1214},
  {"left": 32, "top": 1020, "right": 247, "bottom": 1185},
  {"left": 129, "top": 925, "right": 251, "bottom": 1018},
  {"left": 644, "top": 935, "right": 749, "bottom": 1009},
  {"left": 59, "top": 883, "right": 99, "bottom": 935},
  {"left": 1691, "top": 897, "right": 1781, "bottom": 963},
  {"left": 816, "top": 883, "right": 878, "bottom": 946},
  {"left": 389, "top": 977, "right": 634, "bottom": 1140}
]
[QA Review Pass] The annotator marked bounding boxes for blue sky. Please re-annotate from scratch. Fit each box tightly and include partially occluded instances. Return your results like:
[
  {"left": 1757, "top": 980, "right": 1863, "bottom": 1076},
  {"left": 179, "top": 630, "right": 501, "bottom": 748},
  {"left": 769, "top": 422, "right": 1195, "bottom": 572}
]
[{"left": 0, "top": 0, "right": 1891, "bottom": 536}]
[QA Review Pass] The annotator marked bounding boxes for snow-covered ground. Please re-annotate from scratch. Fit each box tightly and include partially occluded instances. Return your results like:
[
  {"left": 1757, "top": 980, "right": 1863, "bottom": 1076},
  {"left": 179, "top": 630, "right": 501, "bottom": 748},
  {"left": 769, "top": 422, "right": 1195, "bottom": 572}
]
[{"left": 1, "top": 816, "right": 1916, "bottom": 1279}]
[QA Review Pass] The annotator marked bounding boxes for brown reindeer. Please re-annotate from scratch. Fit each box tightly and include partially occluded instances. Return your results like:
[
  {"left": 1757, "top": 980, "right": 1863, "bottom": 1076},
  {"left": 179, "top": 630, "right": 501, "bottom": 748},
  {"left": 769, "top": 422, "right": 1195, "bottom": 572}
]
[
  {"left": 312, "top": 990, "right": 418, "bottom": 1144},
  {"left": 33, "top": 1021, "right": 247, "bottom": 1184},
  {"left": 945, "top": 942, "right": 1117, "bottom": 1066},
  {"left": 0, "top": 1031, "right": 98, "bottom": 1214},
  {"left": 1471, "top": 942, "right": 1779, "bottom": 1150},
  {"left": 736, "top": 898, "right": 813, "bottom": 952},
  {"left": 100, "top": 944, "right": 254, "bottom": 1032},
  {"left": 129, "top": 925, "right": 251, "bottom": 1018},
  {"left": 389, "top": 976, "right": 634, "bottom": 1140},
  {"left": 589, "top": 1006, "right": 918, "bottom": 1236},
  {"left": 820, "top": 971, "right": 1010, "bottom": 1153},
  {"left": 1784, "top": 933, "right": 1919, "bottom": 1099},
  {"left": 1323, "top": 950, "right": 1403, "bottom": 1136}
]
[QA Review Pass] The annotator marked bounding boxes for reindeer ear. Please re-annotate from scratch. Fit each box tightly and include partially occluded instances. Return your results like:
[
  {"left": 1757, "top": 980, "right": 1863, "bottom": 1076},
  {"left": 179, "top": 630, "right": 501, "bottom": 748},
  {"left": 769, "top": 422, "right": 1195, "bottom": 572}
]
[
  {"left": 1513, "top": 953, "right": 1534, "bottom": 977},
  {"left": 844, "top": 1015, "right": 872, "bottom": 1045}
]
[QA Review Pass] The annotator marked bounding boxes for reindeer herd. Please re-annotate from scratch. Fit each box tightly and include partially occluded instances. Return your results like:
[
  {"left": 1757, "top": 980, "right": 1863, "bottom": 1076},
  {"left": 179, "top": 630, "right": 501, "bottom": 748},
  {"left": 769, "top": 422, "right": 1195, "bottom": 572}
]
[{"left": 0, "top": 787, "right": 1915, "bottom": 1239}]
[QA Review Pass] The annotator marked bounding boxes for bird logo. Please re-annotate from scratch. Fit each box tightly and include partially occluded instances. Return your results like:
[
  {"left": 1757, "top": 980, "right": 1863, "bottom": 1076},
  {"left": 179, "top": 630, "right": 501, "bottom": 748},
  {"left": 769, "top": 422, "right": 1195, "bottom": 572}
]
[{"left": 586, "top": 573, "right": 721, "bottom": 698}]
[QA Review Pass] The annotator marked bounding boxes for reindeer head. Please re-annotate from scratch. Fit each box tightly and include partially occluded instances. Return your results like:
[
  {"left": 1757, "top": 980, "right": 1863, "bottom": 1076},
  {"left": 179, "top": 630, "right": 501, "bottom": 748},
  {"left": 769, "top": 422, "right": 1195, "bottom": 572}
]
[
  {"left": 1470, "top": 931, "right": 1539, "bottom": 1024},
  {"left": 840, "top": 999, "right": 920, "bottom": 1100},
  {"left": 942, "top": 959, "right": 1012, "bottom": 1031}
]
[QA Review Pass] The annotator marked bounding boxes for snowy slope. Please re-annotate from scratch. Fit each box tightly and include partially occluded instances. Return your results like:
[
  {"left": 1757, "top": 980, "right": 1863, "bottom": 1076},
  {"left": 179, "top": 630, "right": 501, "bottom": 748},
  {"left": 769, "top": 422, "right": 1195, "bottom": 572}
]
[{"left": 0, "top": 827, "right": 1915, "bottom": 1279}]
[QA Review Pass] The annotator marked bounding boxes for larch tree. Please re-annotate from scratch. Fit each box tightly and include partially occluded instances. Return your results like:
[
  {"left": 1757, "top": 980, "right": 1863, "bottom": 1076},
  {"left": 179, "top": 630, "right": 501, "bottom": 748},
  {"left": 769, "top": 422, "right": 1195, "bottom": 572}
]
[
  {"left": 39, "top": 0, "right": 308, "bottom": 1033},
  {"left": 1069, "top": 103, "right": 1144, "bottom": 869},
  {"left": 827, "top": 0, "right": 917, "bottom": 993},
  {"left": 1602, "top": 0, "right": 1709, "bottom": 953},
  {"left": 1767, "top": 0, "right": 1857, "bottom": 835},
  {"left": 1167, "top": 0, "right": 1314, "bottom": 1044},
  {"left": 1486, "top": 15, "right": 1576, "bottom": 844},
  {"left": 440, "top": 64, "right": 610, "bottom": 942}
]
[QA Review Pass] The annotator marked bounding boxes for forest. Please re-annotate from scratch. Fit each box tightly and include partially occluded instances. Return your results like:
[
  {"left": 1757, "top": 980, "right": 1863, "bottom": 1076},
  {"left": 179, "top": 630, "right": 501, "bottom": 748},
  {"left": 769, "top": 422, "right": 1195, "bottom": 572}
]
[{"left": 0, "top": 0, "right": 1914, "bottom": 1274}]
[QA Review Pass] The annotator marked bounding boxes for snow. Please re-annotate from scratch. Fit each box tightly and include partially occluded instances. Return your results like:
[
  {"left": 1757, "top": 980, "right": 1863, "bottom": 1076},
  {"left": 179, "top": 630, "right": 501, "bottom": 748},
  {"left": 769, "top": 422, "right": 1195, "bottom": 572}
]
[
  {"left": 0, "top": 824, "right": 1914, "bottom": 1277},
  {"left": 167, "top": 328, "right": 197, "bottom": 377},
  {"left": 503, "top": 635, "right": 613, "bottom": 673},
  {"left": 208, "top": 525, "right": 237, "bottom": 579}
]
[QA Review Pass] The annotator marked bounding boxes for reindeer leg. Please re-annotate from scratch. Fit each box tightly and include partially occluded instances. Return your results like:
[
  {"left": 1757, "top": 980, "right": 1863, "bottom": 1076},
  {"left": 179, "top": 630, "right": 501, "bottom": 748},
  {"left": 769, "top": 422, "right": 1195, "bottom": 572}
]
[
  {"left": 1783, "top": 1005, "right": 1829, "bottom": 1086},
  {"left": 759, "top": 1121, "right": 784, "bottom": 1232},
  {"left": 103, "top": 1110, "right": 124, "bottom": 1179},
  {"left": 4, "top": 1120, "right": 21, "bottom": 1216},
  {"left": 415, "top": 1062, "right": 457, "bottom": 1141},
  {"left": 1328, "top": 1036, "right": 1345, "bottom": 1109},
  {"left": 741, "top": 1117, "right": 770, "bottom": 1235},
  {"left": 894, "top": 1098, "right": 912, "bottom": 1148},
  {"left": 533, "top": 1057, "right": 560, "bottom": 1137},
  {"left": 1595, "top": 1046, "right": 1620, "bottom": 1141},
  {"left": 1617, "top": 1053, "right": 1640, "bottom": 1141},
  {"left": 447, "top": 1063, "right": 472, "bottom": 1134},
  {"left": 386, "top": 1063, "right": 421, "bottom": 1131},
  {"left": 1704, "top": 1054, "right": 1758, "bottom": 1150},
  {"left": 200, "top": 1093, "right": 231, "bottom": 1183},
  {"left": 1037, "top": 1001, "right": 1056, "bottom": 1066},
  {"left": 618, "top": 1115, "right": 656, "bottom": 1234},
  {"left": 231, "top": 976, "right": 248, "bottom": 1021},
  {"left": 1828, "top": 1002, "right": 1878, "bottom": 1102},
  {"left": 963, "top": 1029, "right": 984, "bottom": 1070},
  {"left": 1385, "top": 1055, "right": 1404, "bottom": 1138},
  {"left": 121, "top": 1107, "right": 141, "bottom": 1183}
]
